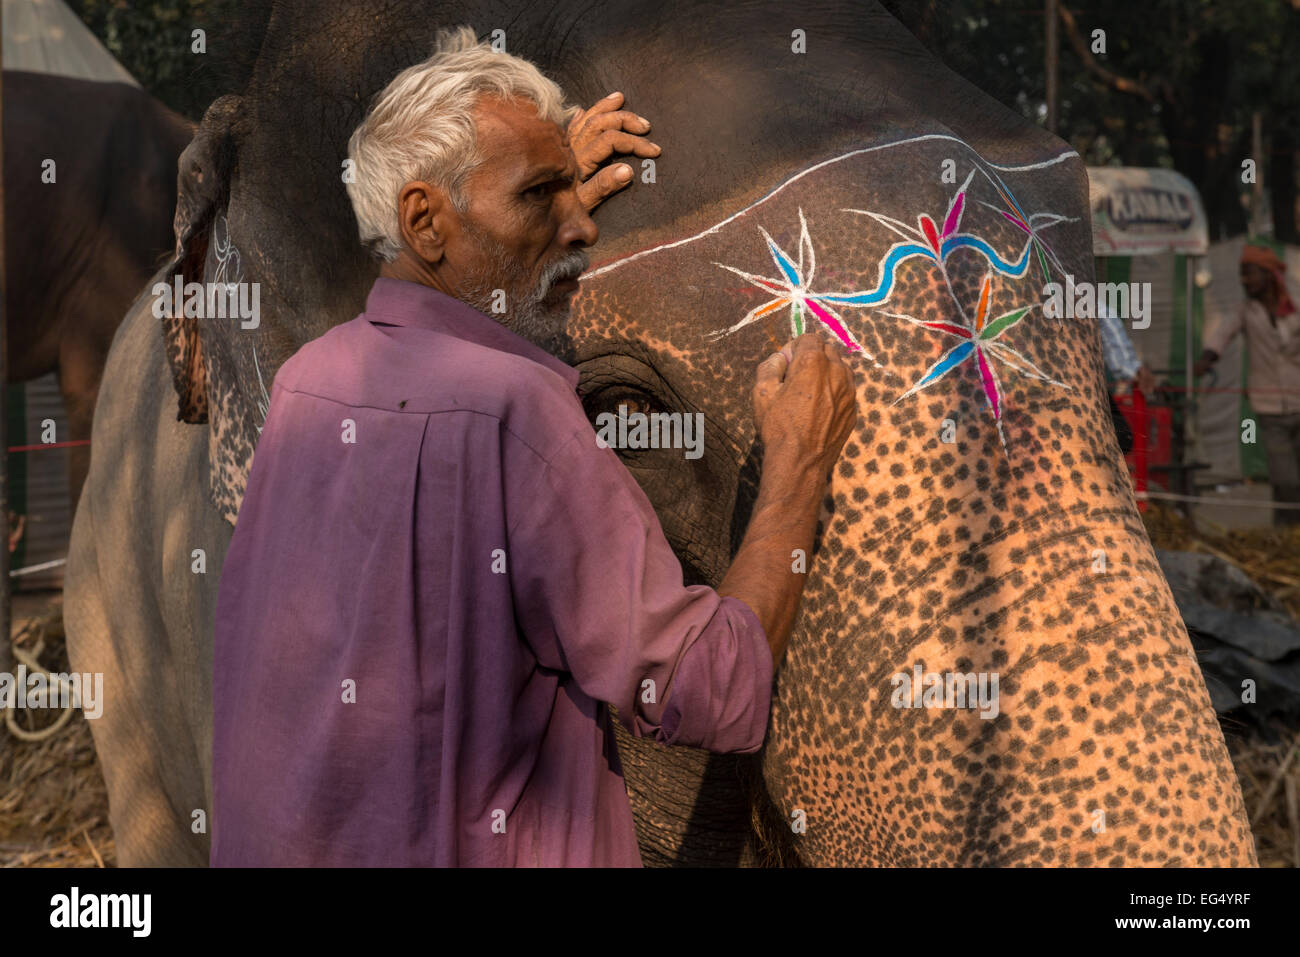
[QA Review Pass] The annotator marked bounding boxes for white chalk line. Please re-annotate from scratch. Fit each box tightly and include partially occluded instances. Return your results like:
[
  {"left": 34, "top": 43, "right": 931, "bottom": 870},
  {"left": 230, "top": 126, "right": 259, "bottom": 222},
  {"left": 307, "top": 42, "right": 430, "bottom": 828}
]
[{"left": 585, "top": 135, "right": 1080, "bottom": 279}]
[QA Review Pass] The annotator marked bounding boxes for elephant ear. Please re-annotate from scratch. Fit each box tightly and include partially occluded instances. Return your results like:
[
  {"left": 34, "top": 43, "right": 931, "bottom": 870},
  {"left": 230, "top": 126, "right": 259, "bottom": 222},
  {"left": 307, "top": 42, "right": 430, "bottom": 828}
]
[{"left": 163, "top": 94, "right": 242, "bottom": 424}]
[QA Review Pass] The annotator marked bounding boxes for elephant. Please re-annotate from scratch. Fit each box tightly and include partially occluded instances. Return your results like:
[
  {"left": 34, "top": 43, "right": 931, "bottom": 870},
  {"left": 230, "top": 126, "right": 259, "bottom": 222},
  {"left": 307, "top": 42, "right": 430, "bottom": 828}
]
[
  {"left": 65, "top": 0, "right": 1256, "bottom": 866},
  {"left": 4, "top": 70, "right": 194, "bottom": 507}
]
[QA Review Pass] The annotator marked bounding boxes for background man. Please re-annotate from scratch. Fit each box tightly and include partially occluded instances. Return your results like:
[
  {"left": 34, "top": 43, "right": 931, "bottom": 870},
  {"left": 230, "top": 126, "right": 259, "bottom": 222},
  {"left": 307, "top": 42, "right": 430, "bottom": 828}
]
[
  {"left": 209, "top": 27, "right": 857, "bottom": 866},
  {"left": 1195, "top": 242, "right": 1300, "bottom": 526}
]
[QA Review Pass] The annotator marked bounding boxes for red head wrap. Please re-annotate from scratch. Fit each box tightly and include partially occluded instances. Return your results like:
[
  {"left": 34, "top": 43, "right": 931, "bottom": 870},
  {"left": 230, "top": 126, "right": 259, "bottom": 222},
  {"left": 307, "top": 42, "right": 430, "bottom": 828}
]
[{"left": 1241, "top": 243, "right": 1296, "bottom": 316}]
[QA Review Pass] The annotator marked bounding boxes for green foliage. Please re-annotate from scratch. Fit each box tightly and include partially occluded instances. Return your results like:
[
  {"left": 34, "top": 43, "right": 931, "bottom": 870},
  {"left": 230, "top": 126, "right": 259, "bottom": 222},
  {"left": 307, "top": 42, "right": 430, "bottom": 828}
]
[
  {"left": 885, "top": 0, "right": 1300, "bottom": 240},
  {"left": 63, "top": 0, "right": 256, "bottom": 120}
]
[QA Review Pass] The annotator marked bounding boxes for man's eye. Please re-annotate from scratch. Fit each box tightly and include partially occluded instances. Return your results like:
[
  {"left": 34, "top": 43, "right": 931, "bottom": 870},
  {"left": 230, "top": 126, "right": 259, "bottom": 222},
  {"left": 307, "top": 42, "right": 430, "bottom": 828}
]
[{"left": 524, "top": 184, "right": 552, "bottom": 200}]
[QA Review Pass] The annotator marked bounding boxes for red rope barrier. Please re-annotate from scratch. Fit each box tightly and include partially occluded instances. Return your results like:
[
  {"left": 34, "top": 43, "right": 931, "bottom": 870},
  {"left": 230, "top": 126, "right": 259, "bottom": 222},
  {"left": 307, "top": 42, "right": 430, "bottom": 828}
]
[
  {"left": 1156, "top": 385, "right": 1300, "bottom": 396},
  {"left": 6, "top": 439, "right": 91, "bottom": 453}
]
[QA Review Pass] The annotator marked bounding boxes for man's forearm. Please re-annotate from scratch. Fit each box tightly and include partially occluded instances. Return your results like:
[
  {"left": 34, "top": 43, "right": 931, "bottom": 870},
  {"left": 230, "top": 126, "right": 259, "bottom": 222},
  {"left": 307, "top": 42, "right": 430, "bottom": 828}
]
[{"left": 716, "top": 453, "right": 827, "bottom": 669}]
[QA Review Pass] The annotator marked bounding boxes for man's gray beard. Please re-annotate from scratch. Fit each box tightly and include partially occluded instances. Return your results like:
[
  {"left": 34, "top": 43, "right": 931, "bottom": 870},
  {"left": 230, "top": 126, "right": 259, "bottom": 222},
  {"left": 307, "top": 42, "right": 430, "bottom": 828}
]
[{"left": 456, "top": 221, "right": 588, "bottom": 352}]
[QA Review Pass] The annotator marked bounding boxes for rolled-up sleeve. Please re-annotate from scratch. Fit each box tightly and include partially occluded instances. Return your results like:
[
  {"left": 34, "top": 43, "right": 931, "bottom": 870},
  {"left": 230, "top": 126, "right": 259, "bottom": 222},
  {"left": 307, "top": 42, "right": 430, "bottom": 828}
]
[{"left": 506, "top": 429, "right": 772, "bottom": 755}]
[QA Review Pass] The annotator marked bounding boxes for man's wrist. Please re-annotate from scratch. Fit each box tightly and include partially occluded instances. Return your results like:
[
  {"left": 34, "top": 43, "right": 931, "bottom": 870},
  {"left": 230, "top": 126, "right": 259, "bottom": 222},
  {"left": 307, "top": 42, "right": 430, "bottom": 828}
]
[{"left": 755, "top": 450, "right": 827, "bottom": 515}]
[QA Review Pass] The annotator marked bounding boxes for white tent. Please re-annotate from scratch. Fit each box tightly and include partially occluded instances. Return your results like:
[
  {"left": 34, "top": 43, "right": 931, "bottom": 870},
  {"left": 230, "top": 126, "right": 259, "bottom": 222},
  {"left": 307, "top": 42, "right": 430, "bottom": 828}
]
[{"left": 2, "top": 0, "right": 137, "bottom": 85}]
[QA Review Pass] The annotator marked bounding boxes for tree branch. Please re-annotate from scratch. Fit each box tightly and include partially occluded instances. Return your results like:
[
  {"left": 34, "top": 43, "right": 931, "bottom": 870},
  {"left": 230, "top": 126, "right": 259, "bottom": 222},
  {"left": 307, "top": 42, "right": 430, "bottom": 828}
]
[{"left": 1058, "top": 3, "right": 1158, "bottom": 103}]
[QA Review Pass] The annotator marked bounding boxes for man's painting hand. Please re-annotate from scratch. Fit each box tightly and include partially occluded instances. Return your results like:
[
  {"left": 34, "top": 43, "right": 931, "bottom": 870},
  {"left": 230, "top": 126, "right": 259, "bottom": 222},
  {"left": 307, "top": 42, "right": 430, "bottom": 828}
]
[
  {"left": 753, "top": 334, "right": 858, "bottom": 477},
  {"left": 569, "top": 92, "right": 661, "bottom": 212}
]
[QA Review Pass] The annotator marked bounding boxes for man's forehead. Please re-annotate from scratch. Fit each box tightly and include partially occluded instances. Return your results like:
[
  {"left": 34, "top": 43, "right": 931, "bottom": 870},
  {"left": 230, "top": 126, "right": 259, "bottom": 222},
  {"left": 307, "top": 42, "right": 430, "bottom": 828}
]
[{"left": 473, "top": 95, "right": 572, "bottom": 176}]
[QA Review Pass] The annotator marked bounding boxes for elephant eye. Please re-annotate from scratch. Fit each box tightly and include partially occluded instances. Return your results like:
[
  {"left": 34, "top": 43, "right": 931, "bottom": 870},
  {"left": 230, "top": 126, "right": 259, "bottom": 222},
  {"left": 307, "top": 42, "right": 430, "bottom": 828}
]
[{"left": 584, "top": 388, "right": 664, "bottom": 422}]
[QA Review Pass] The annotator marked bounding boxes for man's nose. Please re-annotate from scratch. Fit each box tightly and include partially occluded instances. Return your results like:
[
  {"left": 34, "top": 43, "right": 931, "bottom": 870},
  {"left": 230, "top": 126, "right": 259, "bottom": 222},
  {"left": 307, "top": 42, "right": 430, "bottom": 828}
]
[{"left": 557, "top": 192, "right": 599, "bottom": 248}]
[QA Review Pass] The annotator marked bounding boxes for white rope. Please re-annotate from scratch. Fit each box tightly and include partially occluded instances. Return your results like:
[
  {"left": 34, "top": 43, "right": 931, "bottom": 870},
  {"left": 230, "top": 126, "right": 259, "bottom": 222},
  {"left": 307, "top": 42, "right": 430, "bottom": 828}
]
[
  {"left": 2, "top": 632, "right": 77, "bottom": 743},
  {"left": 8, "top": 557, "right": 67, "bottom": 578}
]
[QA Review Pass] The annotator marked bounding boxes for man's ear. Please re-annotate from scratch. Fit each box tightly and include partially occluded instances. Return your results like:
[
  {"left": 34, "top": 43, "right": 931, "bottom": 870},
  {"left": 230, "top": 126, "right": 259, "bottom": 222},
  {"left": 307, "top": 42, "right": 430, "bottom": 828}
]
[
  {"left": 163, "top": 94, "right": 241, "bottom": 424},
  {"left": 396, "top": 181, "right": 454, "bottom": 266}
]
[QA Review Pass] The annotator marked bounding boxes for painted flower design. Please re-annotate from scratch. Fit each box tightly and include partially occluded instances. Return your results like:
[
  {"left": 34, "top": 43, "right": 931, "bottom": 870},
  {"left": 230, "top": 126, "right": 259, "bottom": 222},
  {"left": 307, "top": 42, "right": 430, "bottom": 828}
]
[
  {"left": 973, "top": 163, "right": 1069, "bottom": 283},
  {"left": 885, "top": 272, "right": 1069, "bottom": 450},
  {"left": 709, "top": 161, "right": 1076, "bottom": 453},
  {"left": 709, "top": 209, "right": 874, "bottom": 359},
  {"left": 827, "top": 168, "right": 1058, "bottom": 320}
]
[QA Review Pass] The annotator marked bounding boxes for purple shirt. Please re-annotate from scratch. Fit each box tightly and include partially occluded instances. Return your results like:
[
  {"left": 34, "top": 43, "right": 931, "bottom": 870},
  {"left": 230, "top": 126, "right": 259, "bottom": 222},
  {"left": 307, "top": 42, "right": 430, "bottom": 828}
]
[{"left": 210, "top": 277, "right": 772, "bottom": 867}]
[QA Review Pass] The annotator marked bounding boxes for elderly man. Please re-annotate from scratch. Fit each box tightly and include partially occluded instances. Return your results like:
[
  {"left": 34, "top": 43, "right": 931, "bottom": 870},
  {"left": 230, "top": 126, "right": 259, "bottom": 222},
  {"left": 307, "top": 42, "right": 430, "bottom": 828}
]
[
  {"left": 210, "top": 28, "right": 856, "bottom": 866},
  {"left": 1195, "top": 242, "right": 1300, "bottom": 526}
]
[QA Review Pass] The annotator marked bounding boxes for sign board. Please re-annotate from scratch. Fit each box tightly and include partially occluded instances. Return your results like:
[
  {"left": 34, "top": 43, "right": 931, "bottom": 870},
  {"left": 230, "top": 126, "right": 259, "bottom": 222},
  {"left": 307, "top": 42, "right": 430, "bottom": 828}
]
[{"left": 1088, "top": 167, "right": 1209, "bottom": 257}]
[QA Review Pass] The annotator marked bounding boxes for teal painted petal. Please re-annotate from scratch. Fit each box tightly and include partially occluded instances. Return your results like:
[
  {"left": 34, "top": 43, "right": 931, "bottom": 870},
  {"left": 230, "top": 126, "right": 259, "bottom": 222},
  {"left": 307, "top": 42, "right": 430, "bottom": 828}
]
[
  {"left": 894, "top": 340, "right": 975, "bottom": 405},
  {"left": 766, "top": 236, "right": 802, "bottom": 288}
]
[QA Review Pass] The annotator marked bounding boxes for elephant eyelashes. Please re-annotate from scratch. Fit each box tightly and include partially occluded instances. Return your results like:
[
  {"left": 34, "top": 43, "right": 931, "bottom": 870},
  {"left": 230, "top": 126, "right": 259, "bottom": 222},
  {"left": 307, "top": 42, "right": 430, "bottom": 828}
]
[{"left": 585, "top": 391, "right": 663, "bottom": 420}]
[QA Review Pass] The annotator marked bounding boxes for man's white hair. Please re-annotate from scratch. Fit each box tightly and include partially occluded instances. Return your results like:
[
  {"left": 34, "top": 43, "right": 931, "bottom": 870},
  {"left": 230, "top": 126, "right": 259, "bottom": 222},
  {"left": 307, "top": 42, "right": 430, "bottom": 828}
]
[{"left": 346, "top": 26, "right": 578, "bottom": 262}]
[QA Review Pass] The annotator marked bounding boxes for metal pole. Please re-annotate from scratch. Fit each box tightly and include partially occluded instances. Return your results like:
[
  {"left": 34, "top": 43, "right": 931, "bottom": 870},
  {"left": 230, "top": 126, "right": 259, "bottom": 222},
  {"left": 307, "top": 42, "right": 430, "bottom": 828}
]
[
  {"left": 1185, "top": 256, "right": 1196, "bottom": 478},
  {"left": 0, "top": 61, "right": 10, "bottom": 681},
  {"left": 1045, "top": 0, "right": 1059, "bottom": 133},
  {"left": 0, "top": 61, "right": 10, "bottom": 678},
  {"left": 1251, "top": 112, "right": 1264, "bottom": 234}
]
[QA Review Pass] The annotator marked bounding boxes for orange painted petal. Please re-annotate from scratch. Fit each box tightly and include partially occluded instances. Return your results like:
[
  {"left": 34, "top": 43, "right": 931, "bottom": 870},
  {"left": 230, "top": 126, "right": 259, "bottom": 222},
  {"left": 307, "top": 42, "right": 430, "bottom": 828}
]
[{"left": 975, "top": 275, "right": 991, "bottom": 331}]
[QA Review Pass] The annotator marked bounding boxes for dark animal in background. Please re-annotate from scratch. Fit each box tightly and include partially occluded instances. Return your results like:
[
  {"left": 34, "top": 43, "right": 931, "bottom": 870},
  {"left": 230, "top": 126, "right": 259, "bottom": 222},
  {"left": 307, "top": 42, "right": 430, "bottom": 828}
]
[{"left": 3, "top": 70, "right": 194, "bottom": 508}]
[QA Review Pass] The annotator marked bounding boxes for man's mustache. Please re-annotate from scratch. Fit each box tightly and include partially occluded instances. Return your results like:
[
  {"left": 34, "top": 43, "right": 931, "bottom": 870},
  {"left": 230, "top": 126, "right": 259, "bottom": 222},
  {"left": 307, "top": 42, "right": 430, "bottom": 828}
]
[{"left": 536, "top": 250, "right": 589, "bottom": 297}]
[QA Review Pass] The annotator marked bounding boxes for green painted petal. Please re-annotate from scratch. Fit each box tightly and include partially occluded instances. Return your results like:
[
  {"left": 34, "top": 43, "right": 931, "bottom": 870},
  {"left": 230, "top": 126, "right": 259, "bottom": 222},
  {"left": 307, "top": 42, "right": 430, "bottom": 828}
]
[{"left": 979, "top": 305, "right": 1031, "bottom": 341}]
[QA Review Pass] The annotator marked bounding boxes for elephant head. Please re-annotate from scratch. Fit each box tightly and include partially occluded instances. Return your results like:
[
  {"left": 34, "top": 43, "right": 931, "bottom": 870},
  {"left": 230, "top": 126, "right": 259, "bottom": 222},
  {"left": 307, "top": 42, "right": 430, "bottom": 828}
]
[
  {"left": 573, "top": 130, "right": 1254, "bottom": 865},
  {"left": 154, "top": 0, "right": 1253, "bottom": 865}
]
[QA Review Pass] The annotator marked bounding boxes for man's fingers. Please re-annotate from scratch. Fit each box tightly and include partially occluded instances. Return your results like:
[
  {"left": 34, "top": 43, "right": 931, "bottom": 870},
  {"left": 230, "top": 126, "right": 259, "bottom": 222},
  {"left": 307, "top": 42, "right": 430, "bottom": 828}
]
[
  {"left": 593, "top": 128, "right": 660, "bottom": 156},
  {"left": 756, "top": 350, "right": 789, "bottom": 387},
  {"left": 569, "top": 95, "right": 656, "bottom": 173},
  {"left": 791, "top": 332, "right": 825, "bottom": 357},
  {"left": 575, "top": 91, "right": 628, "bottom": 122},
  {"left": 573, "top": 108, "right": 653, "bottom": 140},
  {"left": 752, "top": 351, "right": 788, "bottom": 431},
  {"left": 577, "top": 164, "right": 635, "bottom": 212},
  {"left": 574, "top": 129, "right": 661, "bottom": 177}
]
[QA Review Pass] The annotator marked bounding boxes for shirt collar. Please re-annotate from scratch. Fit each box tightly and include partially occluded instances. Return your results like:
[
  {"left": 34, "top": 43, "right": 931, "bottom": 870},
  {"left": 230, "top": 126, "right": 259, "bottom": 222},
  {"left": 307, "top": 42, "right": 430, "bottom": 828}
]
[{"left": 363, "top": 277, "right": 580, "bottom": 391}]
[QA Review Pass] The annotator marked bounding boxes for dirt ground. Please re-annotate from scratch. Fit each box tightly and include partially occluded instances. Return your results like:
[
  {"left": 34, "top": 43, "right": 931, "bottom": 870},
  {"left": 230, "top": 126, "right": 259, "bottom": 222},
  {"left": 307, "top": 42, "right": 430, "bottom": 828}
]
[
  {"left": 0, "top": 591, "right": 114, "bottom": 867},
  {"left": 1, "top": 511, "right": 1297, "bottom": 867}
]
